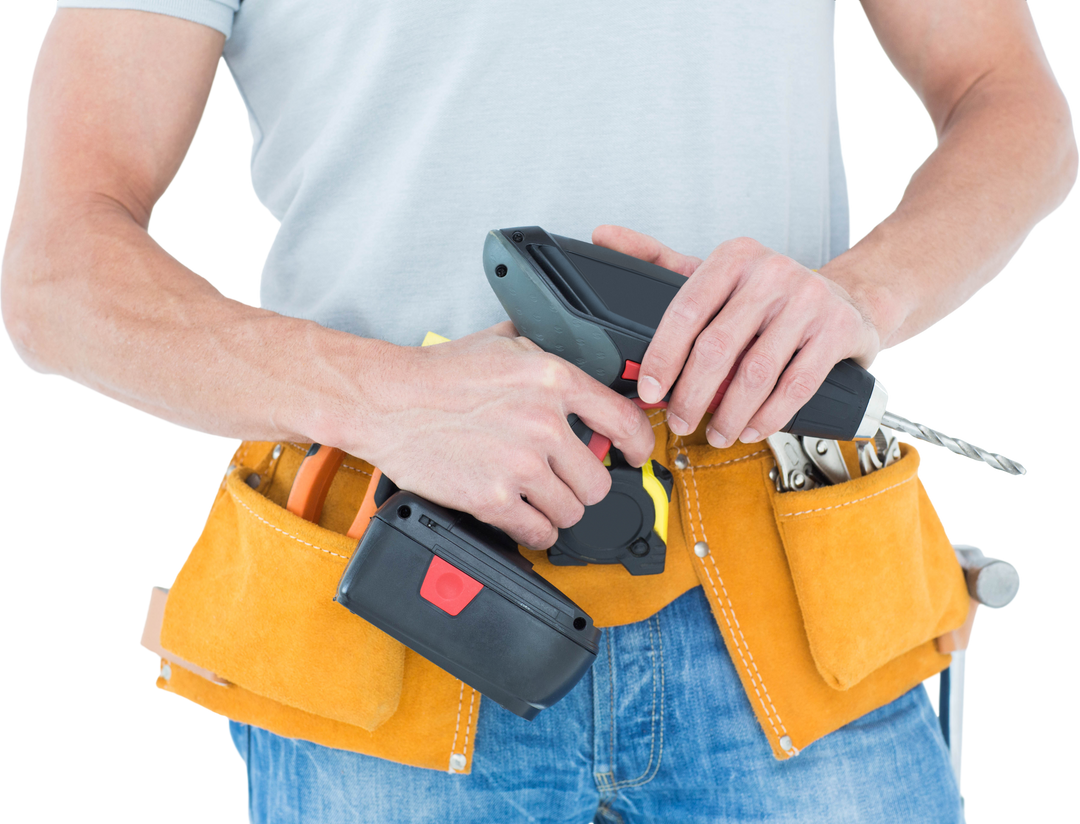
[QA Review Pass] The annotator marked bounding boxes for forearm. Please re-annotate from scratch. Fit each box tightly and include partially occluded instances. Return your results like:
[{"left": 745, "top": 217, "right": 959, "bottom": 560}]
[
  {"left": 822, "top": 23, "right": 1077, "bottom": 348},
  {"left": 3, "top": 198, "right": 394, "bottom": 451}
]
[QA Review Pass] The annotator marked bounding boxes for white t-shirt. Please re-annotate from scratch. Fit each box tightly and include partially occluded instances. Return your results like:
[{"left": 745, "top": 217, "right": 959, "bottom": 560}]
[{"left": 58, "top": 0, "right": 849, "bottom": 346}]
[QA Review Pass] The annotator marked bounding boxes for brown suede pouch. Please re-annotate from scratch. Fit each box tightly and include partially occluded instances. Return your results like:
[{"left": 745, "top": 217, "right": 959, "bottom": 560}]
[
  {"left": 160, "top": 445, "right": 406, "bottom": 733},
  {"left": 667, "top": 425, "right": 969, "bottom": 760},
  {"left": 770, "top": 443, "right": 968, "bottom": 690}
]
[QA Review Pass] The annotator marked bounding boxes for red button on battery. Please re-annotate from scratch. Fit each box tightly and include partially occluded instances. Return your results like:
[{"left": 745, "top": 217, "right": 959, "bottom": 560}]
[
  {"left": 419, "top": 555, "right": 484, "bottom": 616},
  {"left": 621, "top": 360, "right": 641, "bottom": 380}
]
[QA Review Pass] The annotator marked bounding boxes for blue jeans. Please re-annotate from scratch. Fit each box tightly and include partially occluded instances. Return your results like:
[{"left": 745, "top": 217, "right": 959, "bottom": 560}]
[{"left": 230, "top": 587, "right": 962, "bottom": 823}]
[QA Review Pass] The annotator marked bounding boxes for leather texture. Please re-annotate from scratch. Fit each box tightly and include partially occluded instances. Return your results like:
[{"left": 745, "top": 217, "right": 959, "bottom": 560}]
[{"left": 156, "top": 414, "right": 969, "bottom": 772}]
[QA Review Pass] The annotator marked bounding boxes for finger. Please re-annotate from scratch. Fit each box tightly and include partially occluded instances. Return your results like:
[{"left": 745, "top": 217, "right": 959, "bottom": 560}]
[
  {"left": 734, "top": 298, "right": 876, "bottom": 440},
  {"left": 735, "top": 339, "right": 847, "bottom": 444},
  {"left": 490, "top": 498, "right": 560, "bottom": 551},
  {"left": 591, "top": 225, "right": 704, "bottom": 277},
  {"left": 547, "top": 428, "right": 613, "bottom": 507},
  {"left": 637, "top": 238, "right": 768, "bottom": 407},
  {"left": 702, "top": 306, "right": 810, "bottom": 447},
  {"left": 516, "top": 457, "right": 587, "bottom": 535},
  {"left": 578, "top": 384, "right": 652, "bottom": 466},
  {"left": 567, "top": 378, "right": 655, "bottom": 468}
]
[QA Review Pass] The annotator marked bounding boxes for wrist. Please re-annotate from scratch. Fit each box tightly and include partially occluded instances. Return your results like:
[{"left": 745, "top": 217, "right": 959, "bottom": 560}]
[
  {"left": 274, "top": 322, "right": 407, "bottom": 458},
  {"left": 818, "top": 255, "right": 910, "bottom": 350}
]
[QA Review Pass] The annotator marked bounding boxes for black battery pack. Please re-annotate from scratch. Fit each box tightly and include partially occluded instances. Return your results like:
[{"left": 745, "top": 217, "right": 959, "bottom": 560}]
[{"left": 335, "top": 491, "right": 602, "bottom": 720}]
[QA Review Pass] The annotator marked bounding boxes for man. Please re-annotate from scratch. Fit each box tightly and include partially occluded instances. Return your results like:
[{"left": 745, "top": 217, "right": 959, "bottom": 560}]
[{"left": 3, "top": 1, "right": 1074, "bottom": 821}]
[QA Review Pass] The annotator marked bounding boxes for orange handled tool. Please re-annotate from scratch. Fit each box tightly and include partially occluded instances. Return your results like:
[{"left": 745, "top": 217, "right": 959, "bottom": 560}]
[{"left": 285, "top": 444, "right": 385, "bottom": 540}]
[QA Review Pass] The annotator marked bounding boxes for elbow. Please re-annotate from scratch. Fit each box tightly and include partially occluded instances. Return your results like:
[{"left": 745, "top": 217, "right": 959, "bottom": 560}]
[
  {"left": 2, "top": 232, "right": 54, "bottom": 375},
  {"left": 1045, "top": 85, "right": 1078, "bottom": 209}
]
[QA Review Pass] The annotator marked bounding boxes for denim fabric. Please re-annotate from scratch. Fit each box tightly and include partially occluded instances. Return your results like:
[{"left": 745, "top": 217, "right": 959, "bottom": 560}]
[{"left": 230, "top": 587, "right": 962, "bottom": 823}]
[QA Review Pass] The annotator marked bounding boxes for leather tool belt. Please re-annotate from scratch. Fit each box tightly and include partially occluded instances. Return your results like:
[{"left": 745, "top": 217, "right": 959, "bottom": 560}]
[{"left": 144, "top": 417, "right": 969, "bottom": 773}]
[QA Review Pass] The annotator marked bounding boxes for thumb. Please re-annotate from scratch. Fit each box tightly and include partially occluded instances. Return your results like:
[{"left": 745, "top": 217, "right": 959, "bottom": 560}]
[{"left": 591, "top": 224, "right": 703, "bottom": 277}]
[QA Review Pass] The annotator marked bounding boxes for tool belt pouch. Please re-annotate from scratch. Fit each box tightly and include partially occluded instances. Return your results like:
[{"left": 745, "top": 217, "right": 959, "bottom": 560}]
[
  {"left": 159, "top": 442, "right": 406, "bottom": 733},
  {"left": 772, "top": 444, "right": 968, "bottom": 691},
  {"left": 670, "top": 437, "right": 969, "bottom": 759}
]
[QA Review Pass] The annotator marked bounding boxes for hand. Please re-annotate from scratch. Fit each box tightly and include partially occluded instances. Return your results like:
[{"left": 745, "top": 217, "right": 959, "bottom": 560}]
[
  {"left": 592, "top": 225, "right": 882, "bottom": 448},
  {"left": 357, "top": 323, "right": 655, "bottom": 550}
]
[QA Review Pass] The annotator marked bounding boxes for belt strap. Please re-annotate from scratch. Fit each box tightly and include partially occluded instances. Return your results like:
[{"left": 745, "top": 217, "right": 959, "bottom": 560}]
[{"left": 141, "top": 586, "right": 228, "bottom": 686}]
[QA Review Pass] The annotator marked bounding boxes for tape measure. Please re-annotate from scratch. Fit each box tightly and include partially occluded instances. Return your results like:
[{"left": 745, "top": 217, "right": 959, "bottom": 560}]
[{"left": 547, "top": 449, "right": 673, "bottom": 576}]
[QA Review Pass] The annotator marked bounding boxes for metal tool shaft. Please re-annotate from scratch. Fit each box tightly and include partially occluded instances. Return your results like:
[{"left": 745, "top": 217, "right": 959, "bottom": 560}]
[{"left": 880, "top": 411, "right": 1026, "bottom": 475}]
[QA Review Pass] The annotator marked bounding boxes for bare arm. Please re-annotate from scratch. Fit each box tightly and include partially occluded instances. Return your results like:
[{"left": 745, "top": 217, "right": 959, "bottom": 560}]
[
  {"left": 2, "top": 10, "right": 653, "bottom": 548},
  {"left": 595, "top": 0, "right": 1076, "bottom": 447},
  {"left": 822, "top": 0, "right": 1077, "bottom": 345},
  {"left": 2, "top": 11, "right": 338, "bottom": 436}
]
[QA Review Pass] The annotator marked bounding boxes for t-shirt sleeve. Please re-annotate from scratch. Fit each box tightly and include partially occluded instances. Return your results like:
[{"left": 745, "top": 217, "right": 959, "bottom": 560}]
[{"left": 57, "top": 0, "right": 241, "bottom": 38}]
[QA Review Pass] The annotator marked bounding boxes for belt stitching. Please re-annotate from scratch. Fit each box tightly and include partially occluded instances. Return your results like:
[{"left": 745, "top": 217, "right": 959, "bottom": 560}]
[
  {"left": 231, "top": 492, "right": 351, "bottom": 560},
  {"left": 448, "top": 682, "right": 477, "bottom": 773},
  {"left": 777, "top": 474, "right": 916, "bottom": 518},
  {"left": 675, "top": 435, "right": 791, "bottom": 746}
]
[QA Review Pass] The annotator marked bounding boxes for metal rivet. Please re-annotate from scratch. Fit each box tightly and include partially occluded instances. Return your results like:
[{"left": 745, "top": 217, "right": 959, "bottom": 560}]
[
  {"left": 226, "top": 463, "right": 236, "bottom": 474},
  {"left": 449, "top": 753, "right": 466, "bottom": 771},
  {"left": 780, "top": 735, "right": 794, "bottom": 752},
  {"left": 791, "top": 472, "right": 806, "bottom": 489},
  {"left": 815, "top": 441, "right": 829, "bottom": 454},
  {"left": 245, "top": 473, "right": 261, "bottom": 489},
  {"left": 272, "top": 443, "right": 283, "bottom": 460},
  {"left": 674, "top": 453, "right": 689, "bottom": 470},
  {"left": 161, "top": 663, "right": 172, "bottom": 681},
  {"left": 694, "top": 541, "right": 710, "bottom": 558}
]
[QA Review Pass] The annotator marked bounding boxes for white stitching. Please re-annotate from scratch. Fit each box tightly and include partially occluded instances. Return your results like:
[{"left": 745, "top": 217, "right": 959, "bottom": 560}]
[
  {"left": 230, "top": 493, "right": 351, "bottom": 560},
  {"left": 687, "top": 448, "right": 768, "bottom": 469},
  {"left": 338, "top": 463, "right": 373, "bottom": 477},
  {"left": 777, "top": 470, "right": 920, "bottom": 516},
  {"left": 462, "top": 687, "right": 477, "bottom": 759},
  {"left": 283, "top": 442, "right": 373, "bottom": 476},
  {"left": 449, "top": 680, "right": 465, "bottom": 764},
  {"left": 675, "top": 437, "right": 790, "bottom": 743}
]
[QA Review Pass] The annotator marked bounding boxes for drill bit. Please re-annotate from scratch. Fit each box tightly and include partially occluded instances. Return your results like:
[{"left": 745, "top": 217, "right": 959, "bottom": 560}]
[{"left": 880, "top": 411, "right": 1026, "bottom": 476}]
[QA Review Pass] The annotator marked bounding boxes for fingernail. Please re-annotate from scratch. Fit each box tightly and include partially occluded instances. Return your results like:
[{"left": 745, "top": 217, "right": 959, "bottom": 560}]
[
  {"left": 638, "top": 376, "right": 662, "bottom": 404},
  {"left": 667, "top": 413, "right": 689, "bottom": 435},
  {"left": 739, "top": 427, "right": 762, "bottom": 444},
  {"left": 706, "top": 427, "right": 731, "bottom": 448}
]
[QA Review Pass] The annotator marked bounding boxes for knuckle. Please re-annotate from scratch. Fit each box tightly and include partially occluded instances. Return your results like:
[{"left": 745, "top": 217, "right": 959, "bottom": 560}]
[
  {"left": 693, "top": 328, "right": 735, "bottom": 366},
  {"left": 523, "top": 522, "right": 556, "bottom": 550},
  {"left": 739, "top": 353, "right": 777, "bottom": 391},
  {"left": 615, "top": 398, "right": 645, "bottom": 440},
  {"left": 667, "top": 292, "right": 709, "bottom": 329},
  {"left": 724, "top": 236, "right": 764, "bottom": 259},
  {"left": 582, "top": 468, "right": 612, "bottom": 507},
  {"left": 799, "top": 274, "right": 832, "bottom": 303},
  {"left": 476, "top": 483, "right": 514, "bottom": 523},
  {"left": 553, "top": 499, "right": 586, "bottom": 530},
  {"left": 783, "top": 368, "right": 821, "bottom": 403},
  {"left": 538, "top": 354, "right": 573, "bottom": 390},
  {"left": 758, "top": 253, "right": 796, "bottom": 282}
]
